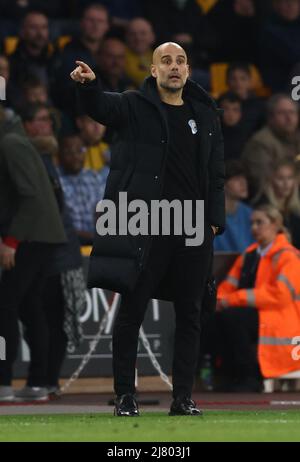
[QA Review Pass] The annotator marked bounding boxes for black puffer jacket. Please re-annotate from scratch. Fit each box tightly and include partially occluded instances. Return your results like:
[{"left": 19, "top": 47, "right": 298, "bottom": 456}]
[{"left": 76, "top": 75, "right": 225, "bottom": 301}]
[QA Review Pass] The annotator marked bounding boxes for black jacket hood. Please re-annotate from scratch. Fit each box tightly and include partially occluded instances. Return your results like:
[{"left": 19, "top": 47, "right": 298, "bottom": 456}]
[{"left": 141, "top": 75, "right": 220, "bottom": 113}]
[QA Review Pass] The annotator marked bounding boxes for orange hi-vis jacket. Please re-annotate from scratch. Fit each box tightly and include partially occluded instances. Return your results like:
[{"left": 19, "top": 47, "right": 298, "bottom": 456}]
[{"left": 217, "top": 233, "right": 300, "bottom": 378}]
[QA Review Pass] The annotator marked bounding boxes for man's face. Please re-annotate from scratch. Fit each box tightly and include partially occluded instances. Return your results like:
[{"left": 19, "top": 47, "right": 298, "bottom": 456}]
[
  {"left": 21, "top": 13, "right": 49, "bottom": 50},
  {"left": 24, "top": 108, "right": 53, "bottom": 137},
  {"left": 76, "top": 116, "right": 106, "bottom": 146},
  {"left": 98, "top": 40, "right": 126, "bottom": 78},
  {"left": 81, "top": 8, "right": 109, "bottom": 42},
  {"left": 151, "top": 45, "right": 189, "bottom": 93},
  {"left": 25, "top": 86, "right": 48, "bottom": 104},
  {"left": 127, "top": 19, "right": 155, "bottom": 55},
  {"left": 60, "top": 137, "right": 86, "bottom": 174},
  {"left": 225, "top": 175, "right": 248, "bottom": 200},
  {"left": 273, "top": 0, "right": 300, "bottom": 21},
  {"left": 227, "top": 69, "right": 252, "bottom": 99},
  {"left": 269, "top": 98, "right": 299, "bottom": 135},
  {"left": 221, "top": 101, "right": 242, "bottom": 127}
]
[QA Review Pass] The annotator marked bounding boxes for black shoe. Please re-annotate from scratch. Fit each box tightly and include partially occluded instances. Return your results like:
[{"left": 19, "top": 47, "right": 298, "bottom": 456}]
[
  {"left": 114, "top": 393, "right": 140, "bottom": 417},
  {"left": 169, "top": 397, "right": 203, "bottom": 416}
]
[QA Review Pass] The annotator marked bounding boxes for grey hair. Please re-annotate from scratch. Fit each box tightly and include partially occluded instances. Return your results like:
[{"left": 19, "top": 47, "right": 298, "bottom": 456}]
[{"left": 266, "top": 93, "right": 298, "bottom": 118}]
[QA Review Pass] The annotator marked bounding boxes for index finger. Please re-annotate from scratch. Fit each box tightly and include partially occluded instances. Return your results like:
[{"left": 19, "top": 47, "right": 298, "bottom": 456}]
[{"left": 75, "top": 61, "right": 91, "bottom": 72}]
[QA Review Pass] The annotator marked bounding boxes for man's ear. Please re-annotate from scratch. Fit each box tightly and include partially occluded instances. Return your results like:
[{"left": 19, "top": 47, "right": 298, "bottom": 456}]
[
  {"left": 150, "top": 64, "right": 157, "bottom": 78},
  {"left": 187, "top": 64, "right": 190, "bottom": 78}
]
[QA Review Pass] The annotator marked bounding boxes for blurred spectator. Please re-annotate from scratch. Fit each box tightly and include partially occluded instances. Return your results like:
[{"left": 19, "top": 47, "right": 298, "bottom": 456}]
[
  {"left": 207, "top": 0, "right": 259, "bottom": 63},
  {"left": 219, "top": 92, "right": 250, "bottom": 160},
  {"left": 0, "top": 104, "right": 66, "bottom": 402},
  {"left": 17, "top": 78, "right": 74, "bottom": 137},
  {"left": 259, "top": 0, "right": 300, "bottom": 92},
  {"left": 124, "top": 18, "right": 155, "bottom": 87},
  {"left": 226, "top": 63, "right": 266, "bottom": 135},
  {"left": 96, "top": 37, "right": 134, "bottom": 92},
  {"left": 214, "top": 160, "right": 254, "bottom": 252},
  {"left": 58, "top": 135, "right": 109, "bottom": 244},
  {"left": 217, "top": 205, "right": 300, "bottom": 392},
  {"left": 76, "top": 114, "right": 110, "bottom": 170},
  {"left": 52, "top": 3, "right": 110, "bottom": 114},
  {"left": 20, "top": 101, "right": 73, "bottom": 162},
  {"left": 21, "top": 76, "right": 49, "bottom": 105},
  {"left": 242, "top": 94, "right": 300, "bottom": 202},
  {"left": 143, "top": 0, "right": 216, "bottom": 69},
  {"left": 9, "top": 11, "right": 54, "bottom": 88},
  {"left": 77, "top": 0, "right": 144, "bottom": 26},
  {"left": 0, "top": 1, "right": 67, "bottom": 19},
  {"left": 254, "top": 159, "right": 300, "bottom": 249},
  {"left": 20, "top": 102, "right": 54, "bottom": 137}
]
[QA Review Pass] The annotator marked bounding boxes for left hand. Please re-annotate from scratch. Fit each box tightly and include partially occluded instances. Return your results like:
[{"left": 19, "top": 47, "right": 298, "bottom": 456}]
[
  {"left": 216, "top": 298, "right": 229, "bottom": 311},
  {"left": 0, "top": 243, "right": 16, "bottom": 270}
]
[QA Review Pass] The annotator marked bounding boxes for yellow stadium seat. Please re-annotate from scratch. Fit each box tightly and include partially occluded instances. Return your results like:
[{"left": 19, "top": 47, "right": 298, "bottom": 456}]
[
  {"left": 4, "top": 36, "right": 19, "bottom": 55},
  {"left": 210, "top": 62, "right": 271, "bottom": 99},
  {"left": 81, "top": 246, "right": 92, "bottom": 257},
  {"left": 57, "top": 35, "right": 72, "bottom": 50},
  {"left": 4, "top": 36, "right": 56, "bottom": 56},
  {"left": 197, "top": 0, "right": 219, "bottom": 14}
]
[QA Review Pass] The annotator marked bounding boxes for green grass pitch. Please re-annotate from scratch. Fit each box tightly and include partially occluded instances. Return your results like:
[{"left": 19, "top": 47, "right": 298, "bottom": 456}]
[{"left": 1, "top": 410, "right": 300, "bottom": 442}]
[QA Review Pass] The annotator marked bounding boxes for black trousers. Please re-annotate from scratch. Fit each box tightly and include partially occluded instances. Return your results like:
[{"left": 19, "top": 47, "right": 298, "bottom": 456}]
[
  {"left": 216, "top": 307, "right": 261, "bottom": 381},
  {"left": 0, "top": 242, "right": 53, "bottom": 386},
  {"left": 39, "top": 274, "right": 67, "bottom": 387},
  {"left": 113, "top": 223, "right": 214, "bottom": 398}
]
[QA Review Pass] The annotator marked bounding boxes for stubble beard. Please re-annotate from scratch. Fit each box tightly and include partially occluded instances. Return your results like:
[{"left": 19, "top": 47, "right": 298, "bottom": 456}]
[{"left": 160, "top": 80, "right": 184, "bottom": 94}]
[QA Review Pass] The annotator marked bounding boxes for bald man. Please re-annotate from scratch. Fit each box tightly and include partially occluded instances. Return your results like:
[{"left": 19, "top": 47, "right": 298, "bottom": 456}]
[{"left": 71, "top": 42, "right": 225, "bottom": 417}]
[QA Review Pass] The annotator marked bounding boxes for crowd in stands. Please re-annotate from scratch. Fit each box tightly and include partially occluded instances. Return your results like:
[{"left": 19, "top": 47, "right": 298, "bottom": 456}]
[{"left": 2, "top": 0, "right": 300, "bottom": 397}]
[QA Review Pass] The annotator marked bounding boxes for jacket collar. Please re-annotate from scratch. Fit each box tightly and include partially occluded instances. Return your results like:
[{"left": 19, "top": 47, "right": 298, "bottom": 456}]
[
  {"left": 140, "top": 75, "right": 219, "bottom": 113},
  {"left": 246, "top": 233, "right": 296, "bottom": 258}
]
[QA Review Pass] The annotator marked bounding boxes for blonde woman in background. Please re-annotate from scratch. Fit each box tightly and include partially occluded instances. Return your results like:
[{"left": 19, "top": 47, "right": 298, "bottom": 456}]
[{"left": 254, "top": 159, "right": 300, "bottom": 249}]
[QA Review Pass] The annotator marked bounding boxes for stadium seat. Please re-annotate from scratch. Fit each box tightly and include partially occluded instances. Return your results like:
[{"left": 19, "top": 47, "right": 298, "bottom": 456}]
[
  {"left": 81, "top": 246, "right": 92, "bottom": 257},
  {"left": 4, "top": 36, "right": 19, "bottom": 55},
  {"left": 210, "top": 62, "right": 271, "bottom": 99},
  {"left": 4, "top": 36, "right": 56, "bottom": 55},
  {"left": 196, "top": 0, "right": 219, "bottom": 14},
  {"left": 57, "top": 35, "right": 72, "bottom": 50}
]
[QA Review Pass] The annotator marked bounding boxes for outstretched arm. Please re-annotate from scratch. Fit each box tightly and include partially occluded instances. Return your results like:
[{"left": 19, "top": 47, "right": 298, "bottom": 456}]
[{"left": 71, "top": 60, "right": 127, "bottom": 128}]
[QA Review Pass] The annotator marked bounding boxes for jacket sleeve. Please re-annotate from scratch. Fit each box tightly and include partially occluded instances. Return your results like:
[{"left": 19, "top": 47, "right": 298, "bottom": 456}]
[
  {"left": 224, "top": 252, "right": 300, "bottom": 310},
  {"left": 2, "top": 134, "right": 44, "bottom": 240},
  {"left": 75, "top": 77, "right": 128, "bottom": 128},
  {"left": 207, "top": 114, "right": 225, "bottom": 234},
  {"left": 217, "top": 254, "right": 244, "bottom": 298}
]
